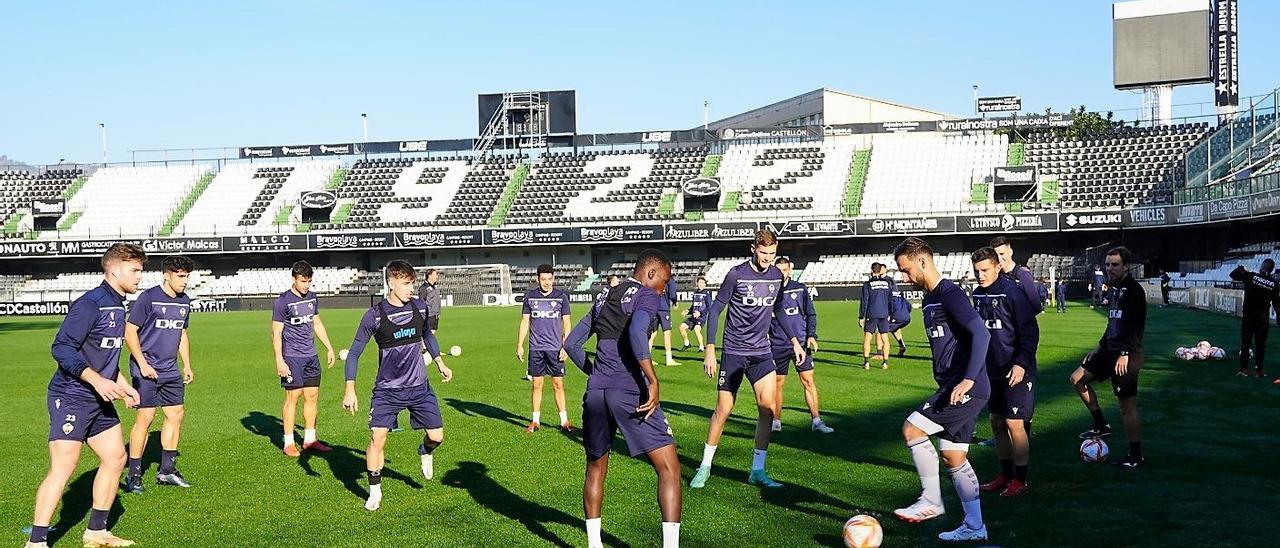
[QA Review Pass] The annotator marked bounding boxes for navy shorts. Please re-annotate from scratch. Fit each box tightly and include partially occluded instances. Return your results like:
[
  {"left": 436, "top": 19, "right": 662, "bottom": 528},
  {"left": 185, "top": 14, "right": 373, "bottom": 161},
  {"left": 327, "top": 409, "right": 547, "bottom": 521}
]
[
  {"left": 134, "top": 376, "right": 185, "bottom": 408},
  {"left": 582, "top": 388, "right": 675, "bottom": 460},
  {"left": 281, "top": 355, "right": 322, "bottom": 389},
  {"left": 428, "top": 316, "right": 440, "bottom": 331},
  {"left": 369, "top": 384, "right": 443, "bottom": 431},
  {"left": 528, "top": 350, "right": 566, "bottom": 378},
  {"left": 718, "top": 353, "right": 776, "bottom": 393},
  {"left": 909, "top": 388, "right": 988, "bottom": 444},
  {"left": 864, "top": 318, "right": 890, "bottom": 334},
  {"left": 772, "top": 346, "right": 813, "bottom": 375},
  {"left": 47, "top": 394, "right": 120, "bottom": 442},
  {"left": 683, "top": 313, "right": 703, "bottom": 328},
  {"left": 888, "top": 318, "right": 911, "bottom": 333},
  {"left": 987, "top": 373, "right": 1036, "bottom": 420},
  {"left": 652, "top": 311, "right": 673, "bottom": 331},
  {"left": 1083, "top": 349, "right": 1142, "bottom": 399}
]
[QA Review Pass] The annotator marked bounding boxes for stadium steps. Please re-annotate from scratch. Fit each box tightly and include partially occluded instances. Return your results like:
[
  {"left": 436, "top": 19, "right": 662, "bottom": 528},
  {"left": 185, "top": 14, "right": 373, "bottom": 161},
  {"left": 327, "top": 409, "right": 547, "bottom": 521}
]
[
  {"left": 576, "top": 274, "right": 599, "bottom": 292},
  {"left": 1041, "top": 180, "right": 1059, "bottom": 204},
  {"left": 331, "top": 202, "right": 354, "bottom": 224},
  {"left": 273, "top": 205, "right": 294, "bottom": 225},
  {"left": 325, "top": 168, "right": 349, "bottom": 191},
  {"left": 841, "top": 148, "right": 870, "bottom": 216},
  {"left": 1008, "top": 142, "right": 1026, "bottom": 166},
  {"left": 720, "top": 191, "right": 740, "bottom": 212},
  {"left": 488, "top": 163, "right": 528, "bottom": 227},
  {"left": 57, "top": 210, "right": 82, "bottom": 231},
  {"left": 657, "top": 191, "right": 677, "bottom": 215},
  {"left": 61, "top": 176, "right": 88, "bottom": 200},
  {"left": 970, "top": 183, "right": 989, "bottom": 204},
  {"left": 685, "top": 211, "right": 704, "bottom": 221},
  {"left": 700, "top": 155, "right": 723, "bottom": 177},
  {"left": 158, "top": 171, "right": 216, "bottom": 236},
  {"left": 2, "top": 212, "right": 24, "bottom": 234}
]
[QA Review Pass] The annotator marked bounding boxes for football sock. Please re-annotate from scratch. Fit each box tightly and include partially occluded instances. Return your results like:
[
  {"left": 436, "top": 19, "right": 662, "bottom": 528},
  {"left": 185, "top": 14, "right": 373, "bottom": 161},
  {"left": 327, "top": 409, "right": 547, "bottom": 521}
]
[
  {"left": 559, "top": 411, "right": 569, "bottom": 425},
  {"left": 999, "top": 458, "right": 1014, "bottom": 479},
  {"left": 88, "top": 508, "right": 109, "bottom": 531},
  {"left": 367, "top": 469, "right": 383, "bottom": 486},
  {"left": 1014, "top": 465, "right": 1029, "bottom": 482},
  {"left": 751, "top": 449, "right": 767, "bottom": 472},
  {"left": 29, "top": 525, "right": 49, "bottom": 544},
  {"left": 304, "top": 429, "right": 317, "bottom": 444},
  {"left": 531, "top": 411, "right": 541, "bottom": 425},
  {"left": 127, "top": 457, "right": 142, "bottom": 479},
  {"left": 586, "top": 518, "right": 603, "bottom": 548},
  {"left": 1129, "top": 442, "right": 1143, "bottom": 459},
  {"left": 907, "top": 437, "right": 942, "bottom": 506},
  {"left": 949, "top": 461, "right": 983, "bottom": 528},
  {"left": 662, "top": 522, "right": 680, "bottom": 548},
  {"left": 283, "top": 433, "right": 296, "bottom": 447},
  {"left": 160, "top": 450, "right": 177, "bottom": 474},
  {"left": 419, "top": 438, "right": 441, "bottom": 455},
  {"left": 700, "top": 444, "right": 717, "bottom": 468},
  {"left": 1089, "top": 408, "right": 1108, "bottom": 428},
  {"left": 811, "top": 416, "right": 823, "bottom": 426}
]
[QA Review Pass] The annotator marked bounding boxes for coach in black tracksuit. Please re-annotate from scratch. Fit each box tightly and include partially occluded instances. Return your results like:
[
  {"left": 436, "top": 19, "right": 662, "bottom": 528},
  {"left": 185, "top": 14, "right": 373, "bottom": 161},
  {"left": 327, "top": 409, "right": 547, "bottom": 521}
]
[{"left": 1229, "top": 260, "right": 1280, "bottom": 377}]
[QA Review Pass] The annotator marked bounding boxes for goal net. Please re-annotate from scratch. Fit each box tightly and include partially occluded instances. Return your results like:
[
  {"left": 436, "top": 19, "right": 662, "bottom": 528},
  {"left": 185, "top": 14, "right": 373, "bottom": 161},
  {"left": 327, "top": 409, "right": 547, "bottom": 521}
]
[{"left": 414, "top": 264, "right": 511, "bottom": 307}]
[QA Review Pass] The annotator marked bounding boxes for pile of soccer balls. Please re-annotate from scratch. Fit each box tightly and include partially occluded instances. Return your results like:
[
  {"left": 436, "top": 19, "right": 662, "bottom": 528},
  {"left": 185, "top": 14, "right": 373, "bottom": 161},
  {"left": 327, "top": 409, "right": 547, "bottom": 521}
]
[{"left": 1174, "top": 340, "right": 1226, "bottom": 361}]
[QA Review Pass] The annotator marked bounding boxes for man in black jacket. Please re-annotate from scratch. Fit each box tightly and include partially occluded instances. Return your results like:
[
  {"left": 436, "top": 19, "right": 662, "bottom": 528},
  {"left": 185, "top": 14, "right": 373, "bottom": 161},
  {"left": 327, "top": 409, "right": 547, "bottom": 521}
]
[
  {"left": 1229, "top": 259, "right": 1279, "bottom": 378},
  {"left": 1069, "top": 247, "right": 1148, "bottom": 468}
]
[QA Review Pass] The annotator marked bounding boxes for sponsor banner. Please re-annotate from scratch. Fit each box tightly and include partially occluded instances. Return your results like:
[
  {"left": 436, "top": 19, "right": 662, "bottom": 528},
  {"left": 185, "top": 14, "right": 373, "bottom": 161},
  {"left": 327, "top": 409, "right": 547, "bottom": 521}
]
[
  {"left": 681, "top": 177, "right": 721, "bottom": 197},
  {"left": 31, "top": 199, "right": 65, "bottom": 218},
  {"left": 189, "top": 298, "right": 239, "bottom": 313},
  {"left": 0, "top": 301, "right": 70, "bottom": 316},
  {"left": 1124, "top": 206, "right": 1171, "bottom": 228},
  {"left": 309, "top": 233, "right": 392, "bottom": 249},
  {"left": 977, "top": 96, "right": 1022, "bottom": 113},
  {"left": 1250, "top": 190, "right": 1280, "bottom": 216},
  {"left": 719, "top": 127, "right": 819, "bottom": 141},
  {"left": 0, "top": 240, "right": 60, "bottom": 258},
  {"left": 1212, "top": 0, "right": 1239, "bottom": 108},
  {"left": 300, "top": 191, "right": 337, "bottom": 209},
  {"left": 395, "top": 230, "right": 484, "bottom": 248},
  {"left": 485, "top": 227, "right": 575, "bottom": 245},
  {"left": 992, "top": 165, "right": 1037, "bottom": 185},
  {"left": 662, "top": 222, "right": 760, "bottom": 241},
  {"left": 764, "top": 220, "right": 855, "bottom": 238},
  {"left": 1172, "top": 202, "right": 1208, "bottom": 224},
  {"left": 576, "top": 225, "right": 662, "bottom": 242},
  {"left": 239, "top": 146, "right": 276, "bottom": 159},
  {"left": 956, "top": 213, "right": 1057, "bottom": 233},
  {"left": 855, "top": 216, "right": 956, "bottom": 235},
  {"left": 1207, "top": 195, "right": 1250, "bottom": 220},
  {"left": 238, "top": 143, "right": 363, "bottom": 159},
  {"left": 141, "top": 238, "right": 223, "bottom": 254},
  {"left": 1062, "top": 210, "right": 1124, "bottom": 229},
  {"left": 58, "top": 239, "right": 138, "bottom": 256},
  {"left": 222, "top": 234, "right": 307, "bottom": 252},
  {"left": 937, "top": 114, "right": 1072, "bottom": 132}
]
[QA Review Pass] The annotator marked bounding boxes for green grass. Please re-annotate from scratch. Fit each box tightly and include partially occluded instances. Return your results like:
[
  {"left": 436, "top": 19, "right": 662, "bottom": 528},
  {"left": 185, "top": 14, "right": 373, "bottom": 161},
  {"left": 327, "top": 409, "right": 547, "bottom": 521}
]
[{"left": 0, "top": 303, "right": 1275, "bottom": 547}]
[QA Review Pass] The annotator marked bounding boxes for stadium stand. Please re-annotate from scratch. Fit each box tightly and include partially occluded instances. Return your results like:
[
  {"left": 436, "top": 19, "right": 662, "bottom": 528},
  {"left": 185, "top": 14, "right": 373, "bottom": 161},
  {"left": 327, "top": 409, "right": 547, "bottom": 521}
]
[
  {"left": 0, "top": 168, "right": 84, "bottom": 234},
  {"left": 176, "top": 163, "right": 265, "bottom": 235},
  {"left": 1170, "top": 244, "right": 1280, "bottom": 287},
  {"left": 706, "top": 142, "right": 855, "bottom": 220},
  {"left": 196, "top": 267, "right": 359, "bottom": 297},
  {"left": 238, "top": 160, "right": 339, "bottom": 231},
  {"left": 431, "top": 157, "right": 520, "bottom": 227},
  {"left": 859, "top": 133, "right": 1008, "bottom": 215},
  {"left": 799, "top": 253, "right": 975, "bottom": 285},
  {"left": 509, "top": 263, "right": 588, "bottom": 291},
  {"left": 1024, "top": 123, "right": 1209, "bottom": 209},
  {"left": 502, "top": 147, "right": 705, "bottom": 226},
  {"left": 314, "top": 158, "right": 466, "bottom": 231},
  {"left": 62, "top": 165, "right": 212, "bottom": 237},
  {"left": 598, "top": 259, "right": 709, "bottom": 290}
]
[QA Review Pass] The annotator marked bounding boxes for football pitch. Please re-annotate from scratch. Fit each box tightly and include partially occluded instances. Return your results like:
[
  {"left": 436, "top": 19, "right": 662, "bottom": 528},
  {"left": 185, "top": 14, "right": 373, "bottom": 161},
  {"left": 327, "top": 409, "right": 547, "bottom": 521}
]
[{"left": 1, "top": 301, "right": 1276, "bottom": 547}]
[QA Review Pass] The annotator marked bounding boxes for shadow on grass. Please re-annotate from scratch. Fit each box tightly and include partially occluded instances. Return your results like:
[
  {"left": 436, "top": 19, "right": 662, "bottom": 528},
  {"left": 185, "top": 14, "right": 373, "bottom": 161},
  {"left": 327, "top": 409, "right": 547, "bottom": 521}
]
[
  {"left": 443, "top": 397, "right": 528, "bottom": 429},
  {"left": 0, "top": 319, "right": 63, "bottom": 333},
  {"left": 442, "top": 461, "right": 624, "bottom": 548},
  {"left": 47, "top": 469, "right": 125, "bottom": 546}
]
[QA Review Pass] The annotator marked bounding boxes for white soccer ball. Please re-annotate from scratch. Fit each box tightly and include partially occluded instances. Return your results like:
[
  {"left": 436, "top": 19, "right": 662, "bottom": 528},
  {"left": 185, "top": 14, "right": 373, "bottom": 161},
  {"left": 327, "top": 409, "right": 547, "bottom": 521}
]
[
  {"left": 339, "top": 349, "right": 349, "bottom": 361},
  {"left": 1080, "top": 437, "right": 1109, "bottom": 463},
  {"left": 449, "top": 345, "right": 462, "bottom": 357},
  {"left": 1197, "top": 340, "right": 1211, "bottom": 350},
  {"left": 1174, "top": 347, "right": 1187, "bottom": 360},
  {"left": 843, "top": 515, "right": 883, "bottom": 548},
  {"left": 1210, "top": 347, "right": 1226, "bottom": 360}
]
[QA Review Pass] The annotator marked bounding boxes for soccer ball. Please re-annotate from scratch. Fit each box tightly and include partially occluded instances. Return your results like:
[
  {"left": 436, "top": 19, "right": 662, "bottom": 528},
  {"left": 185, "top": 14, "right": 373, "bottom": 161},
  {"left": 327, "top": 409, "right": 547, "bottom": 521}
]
[
  {"left": 339, "top": 348, "right": 349, "bottom": 361},
  {"left": 1197, "top": 340, "right": 1211, "bottom": 350},
  {"left": 843, "top": 515, "right": 883, "bottom": 548},
  {"left": 1080, "top": 437, "right": 1109, "bottom": 463},
  {"left": 1210, "top": 347, "right": 1226, "bottom": 360},
  {"left": 1174, "top": 347, "right": 1188, "bottom": 360},
  {"left": 449, "top": 345, "right": 462, "bottom": 357}
]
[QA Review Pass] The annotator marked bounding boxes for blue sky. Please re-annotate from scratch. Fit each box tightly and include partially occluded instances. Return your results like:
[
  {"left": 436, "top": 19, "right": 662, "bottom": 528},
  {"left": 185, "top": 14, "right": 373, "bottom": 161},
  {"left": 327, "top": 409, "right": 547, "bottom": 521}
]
[{"left": 1, "top": 1, "right": 1275, "bottom": 165}]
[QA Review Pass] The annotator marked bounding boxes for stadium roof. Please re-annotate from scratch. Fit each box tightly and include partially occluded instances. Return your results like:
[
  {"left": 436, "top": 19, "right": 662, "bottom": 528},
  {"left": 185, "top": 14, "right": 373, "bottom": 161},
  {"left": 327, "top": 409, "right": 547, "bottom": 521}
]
[{"left": 700, "top": 87, "right": 956, "bottom": 131}]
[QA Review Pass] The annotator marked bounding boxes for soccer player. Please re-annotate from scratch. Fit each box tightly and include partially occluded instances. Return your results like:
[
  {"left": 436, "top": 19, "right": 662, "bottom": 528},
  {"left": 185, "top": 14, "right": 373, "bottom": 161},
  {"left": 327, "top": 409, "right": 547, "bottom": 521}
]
[
  {"left": 859, "top": 262, "right": 893, "bottom": 370},
  {"left": 690, "top": 229, "right": 806, "bottom": 489},
  {"left": 1158, "top": 269, "right": 1172, "bottom": 309},
  {"left": 563, "top": 249, "right": 681, "bottom": 548},
  {"left": 271, "top": 260, "right": 338, "bottom": 457},
  {"left": 1089, "top": 264, "right": 1106, "bottom": 309},
  {"left": 343, "top": 260, "right": 454, "bottom": 511},
  {"left": 891, "top": 237, "right": 990, "bottom": 542},
  {"left": 768, "top": 257, "right": 832, "bottom": 434},
  {"left": 1036, "top": 279, "right": 1050, "bottom": 311},
  {"left": 970, "top": 248, "right": 1039, "bottom": 498},
  {"left": 1070, "top": 247, "right": 1148, "bottom": 468},
  {"left": 418, "top": 268, "right": 442, "bottom": 335},
  {"left": 885, "top": 289, "right": 911, "bottom": 357},
  {"left": 989, "top": 236, "right": 1043, "bottom": 314},
  {"left": 516, "top": 264, "right": 575, "bottom": 432},
  {"left": 649, "top": 277, "right": 680, "bottom": 367},
  {"left": 1055, "top": 279, "right": 1068, "bottom": 313},
  {"left": 679, "top": 276, "right": 713, "bottom": 351},
  {"left": 29, "top": 243, "right": 146, "bottom": 548},
  {"left": 124, "top": 256, "right": 196, "bottom": 493},
  {"left": 1229, "top": 260, "right": 1279, "bottom": 378}
]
